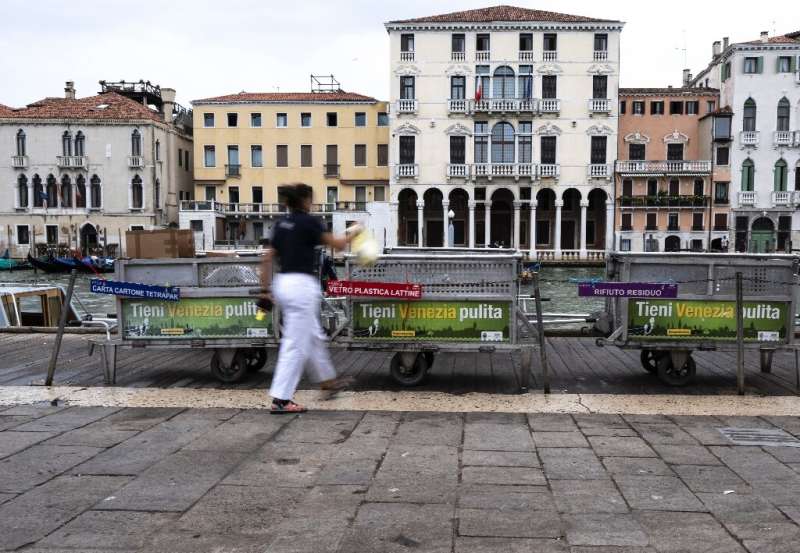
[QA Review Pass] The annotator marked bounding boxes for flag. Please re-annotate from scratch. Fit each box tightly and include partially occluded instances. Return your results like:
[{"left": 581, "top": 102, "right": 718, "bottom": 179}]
[{"left": 475, "top": 78, "right": 483, "bottom": 102}]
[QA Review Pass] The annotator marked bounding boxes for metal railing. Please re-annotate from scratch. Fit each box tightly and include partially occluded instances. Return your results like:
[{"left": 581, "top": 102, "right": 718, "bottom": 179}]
[
  {"left": 738, "top": 191, "right": 757, "bottom": 206},
  {"left": 324, "top": 164, "right": 340, "bottom": 178},
  {"left": 542, "top": 50, "right": 557, "bottom": 61},
  {"left": 475, "top": 50, "right": 490, "bottom": 61},
  {"left": 56, "top": 155, "right": 87, "bottom": 168},
  {"left": 615, "top": 160, "right": 712, "bottom": 174},
  {"left": 588, "top": 98, "right": 611, "bottom": 113},
  {"left": 397, "top": 99, "right": 418, "bottom": 113},
  {"left": 446, "top": 164, "right": 469, "bottom": 179},
  {"left": 593, "top": 50, "right": 608, "bottom": 61},
  {"left": 127, "top": 155, "right": 144, "bottom": 168},
  {"left": 618, "top": 195, "right": 708, "bottom": 208},
  {"left": 740, "top": 131, "right": 759, "bottom": 146},
  {"left": 400, "top": 51, "right": 414, "bottom": 61},
  {"left": 588, "top": 164, "right": 611, "bottom": 178},
  {"left": 396, "top": 163, "right": 419, "bottom": 178},
  {"left": 519, "top": 50, "right": 534, "bottom": 61},
  {"left": 225, "top": 164, "right": 241, "bottom": 177},
  {"left": 11, "top": 155, "right": 27, "bottom": 168},
  {"left": 539, "top": 99, "right": 560, "bottom": 113}
]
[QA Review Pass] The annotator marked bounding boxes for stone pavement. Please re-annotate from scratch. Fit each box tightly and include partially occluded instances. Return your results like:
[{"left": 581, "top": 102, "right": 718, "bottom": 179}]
[{"left": 2, "top": 404, "right": 800, "bottom": 552}]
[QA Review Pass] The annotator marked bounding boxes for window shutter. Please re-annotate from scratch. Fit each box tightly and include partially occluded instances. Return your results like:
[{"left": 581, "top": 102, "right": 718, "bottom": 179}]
[
  {"left": 792, "top": 56, "right": 798, "bottom": 72},
  {"left": 756, "top": 57, "right": 763, "bottom": 73},
  {"left": 777, "top": 57, "right": 782, "bottom": 73}
]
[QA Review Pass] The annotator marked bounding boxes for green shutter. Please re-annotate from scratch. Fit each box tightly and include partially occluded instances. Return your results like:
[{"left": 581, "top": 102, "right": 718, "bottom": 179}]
[
  {"left": 777, "top": 57, "right": 783, "bottom": 73},
  {"left": 792, "top": 56, "right": 798, "bottom": 72},
  {"left": 756, "top": 57, "right": 764, "bottom": 73}
]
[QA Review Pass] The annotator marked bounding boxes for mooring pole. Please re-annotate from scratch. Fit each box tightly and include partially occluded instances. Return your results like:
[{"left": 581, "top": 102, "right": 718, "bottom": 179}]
[
  {"left": 532, "top": 271, "right": 550, "bottom": 394},
  {"left": 45, "top": 269, "right": 78, "bottom": 386},
  {"left": 735, "top": 271, "right": 745, "bottom": 396}
]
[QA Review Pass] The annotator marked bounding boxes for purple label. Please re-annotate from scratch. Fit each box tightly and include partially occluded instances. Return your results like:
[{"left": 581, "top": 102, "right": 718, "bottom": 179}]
[{"left": 578, "top": 282, "right": 678, "bottom": 298}]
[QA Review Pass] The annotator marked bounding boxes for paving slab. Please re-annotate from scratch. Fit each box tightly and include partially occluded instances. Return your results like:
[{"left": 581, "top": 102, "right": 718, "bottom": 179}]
[
  {"left": 551, "top": 479, "right": 629, "bottom": 514},
  {"left": 0, "top": 474, "right": 131, "bottom": 551},
  {"left": 613, "top": 475, "right": 705, "bottom": 512},
  {"left": 339, "top": 502, "right": 454, "bottom": 553},
  {"left": 38, "top": 510, "right": 177, "bottom": 550},
  {"left": 540, "top": 448, "right": 609, "bottom": 480},
  {"left": 458, "top": 508, "right": 564, "bottom": 539},
  {"left": 350, "top": 411, "right": 400, "bottom": 439},
  {"left": 762, "top": 445, "right": 800, "bottom": 463},
  {"left": 464, "top": 416, "right": 534, "bottom": 451},
  {"left": 0, "top": 415, "right": 34, "bottom": 431},
  {"left": 455, "top": 537, "right": 568, "bottom": 552},
  {"left": 0, "top": 404, "right": 68, "bottom": 417},
  {"left": 462, "top": 465, "right": 546, "bottom": 486},
  {"left": 273, "top": 410, "right": 363, "bottom": 444},
  {"left": 0, "top": 492, "right": 15, "bottom": 505},
  {"left": 393, "top": 412, "right": 463, "bottom": 446},
  {"left": 696, "top": 491, "right": 789, "bottom": 525},
  {"left": 12, "top": 406, "right": 119, "bottom": 433},
  {"left": 98, "top": 450, "right": 247, "bottom": 512},
  {"left": 146, "top": 530, "right": 270, "bottom": 553},
  {"left": 635, "top": 511, "right": 747, "bottom": 553},
  {"left": 462, "top": 449, "right": 540, "bottom": 468},
  {"left": 710, "top": 446, "right": 799, "bottom": 483},
  {"left": 601, "top": 457, "right": 673, "bottom": 477},
  {"left": 630, "top": 423, "right": 699, "bottom": 445},
  {"left": 97, "top": 406, "right": 184, "bottom": 431},
  {"left": 182, "top": 409, "right": 290, "bottom": 452},
  {"left": 570, "top": 548, "right": 656, "bottom": 553},
  {"left": 44, "top": 426, "right": 139, "bottom": 448},
  {"left": 652, "top": 444, "right": 721, "bottom": 466},
  {"left": 563, "top": 514, "right": 649, "bottom": 547},
  {"left": 316, "top": 437, "right": 389, "bottom": 486},
  {"left": 672, "top": 465, "right": 751, "bottom": 494},
  {"left": 223, "top": 441, "right": 336, "bottom": 488},
  {"left": 533, "top": 431, "right": 590, "bottom": 448},
  {"left": 0, "top": 430, "right": 57, "bottom": 459},
  {"left": 0, "top": 444, "right": 103, "bottom": 493},
  {"left": 588, "top": 436, "right": 657, "bottom": 458},
  {"left": 527, "top": 414, "right": 579, "bottom": 432},
  {"left": 458, "top": 484, "right": 556, "bottom": 511}
]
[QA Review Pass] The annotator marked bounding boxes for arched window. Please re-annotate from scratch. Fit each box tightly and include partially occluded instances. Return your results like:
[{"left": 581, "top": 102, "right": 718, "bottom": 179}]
[
  {"left": 131, "top": 130, "right": 142, "bottom": 157},
  {"left": 743, "top": 98, "right": 756, "bottom": 132},
  {"left": 74, "top": 131, "right": 85, "bottom": 157},
  {"left": 90, "top": 175, "right": 102, "bottom": 209},
  {"left": 76, "top": 174, "right": 86, "bottom": 208},
  {"left": 45, "top": 174, "right": 58, "bottom": 207},
  {"left": 131, "top": 175, "right": 143, "bottom": 209},
  {"left": 32, "top": 174, "right": 43, "bottom": 208},
  {"left": 17, "top": 174, "right": 28, "bottom": 208},
  {"left": 741, "top": 159, "right": 755, "bottom": 191},
  {"left": 775, "top": 159, "right": 788, "bottom": 191},
  {"left": 60, "top": 175, "right": 72, "bottom": 207},
  {"left": 154, "top": 178, "right": 160, "bottom": 209},
  {"left": 777, "top": 97, "right": 790, "bottom": 132},
  {"left": 491, "top": 122, "right": 515, "bottom": 163},
  {"left": 492, "top": 66, "right": 516, "bottom": 99},
  {"left": 15, "top": 130, "right": 25, "bottom": 157},
  {"left": 62, "top": 131, "right": 72, "bottom": 157}
]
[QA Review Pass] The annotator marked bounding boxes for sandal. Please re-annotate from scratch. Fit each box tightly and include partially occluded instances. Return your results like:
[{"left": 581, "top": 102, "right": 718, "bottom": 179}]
[
  {"left": 270, "top": 400, "right": 307, "bottom": 414},
  {"left": 319, "top": 376, "right": 355, "bottom": 400}
]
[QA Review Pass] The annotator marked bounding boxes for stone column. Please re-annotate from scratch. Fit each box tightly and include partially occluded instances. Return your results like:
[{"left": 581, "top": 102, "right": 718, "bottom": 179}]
[
  {"left": 468, "top": 200, "right": 476, "bottom": 249},
  {"left": 442, "top": 200, "right": 451, "bottom": 248},
  {"left": 529, "top": 200, "right": 537, "bottom": 257},
  {"left": 484, "top": 201, "right": 492, "bottom": 246},
  {"left": 389, "top": 201, "right": 399, "bottom": 247},
  {"left": 416, "top": 199, "right": 424, "bottom": 248},
  {"left": 513, "top": 201, "right": 521, "bottom": 251},
  {"left": 579, "top": 199, "right": 589, "bottom": 256},
  {"left": 554, "top": 200, "right": 563, "bottom": 257},
  {"left": 605, "top": 199, "right": 614, "bottom": 252}
]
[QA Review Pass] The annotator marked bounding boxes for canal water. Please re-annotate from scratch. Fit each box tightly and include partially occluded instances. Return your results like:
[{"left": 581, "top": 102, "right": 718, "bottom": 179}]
[{"left": 0, "top": 265, "right": 604, "bottom": 319}]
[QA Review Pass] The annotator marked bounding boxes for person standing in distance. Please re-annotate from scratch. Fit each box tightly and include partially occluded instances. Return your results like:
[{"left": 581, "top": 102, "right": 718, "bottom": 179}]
[{"left": 262, "top": 183, "right": 359, "bottom": 414}]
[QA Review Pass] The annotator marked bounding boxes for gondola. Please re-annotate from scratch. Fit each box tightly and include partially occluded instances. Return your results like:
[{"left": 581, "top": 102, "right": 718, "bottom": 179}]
[{"left": 27, "top": 254, "right": 66, "bottom": 273}]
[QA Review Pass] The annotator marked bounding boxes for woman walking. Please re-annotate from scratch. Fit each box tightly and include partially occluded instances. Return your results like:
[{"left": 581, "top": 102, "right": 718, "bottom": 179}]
[{"left": 261, "top": 183, "right": 358, "bottom": 414}]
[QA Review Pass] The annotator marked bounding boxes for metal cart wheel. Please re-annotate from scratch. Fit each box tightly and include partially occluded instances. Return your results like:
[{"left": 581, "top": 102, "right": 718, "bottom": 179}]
[
  {"left": 640, "top": 350, "right": 664, "bottom": 374},
  {"left": 245, "top": 349, "right": 268, "bottom": 372},
  {"left": 656, "top": 353, "right": 696, "bottom": 387},
  {"left": 423, "top": 352, "right": 435, "bottom": 369},
  {"left": 210, "top": 349, "right": 248, "bottom": 383},
  {"left": 389, "top": 352, "right": 429, "bottom": 387}
]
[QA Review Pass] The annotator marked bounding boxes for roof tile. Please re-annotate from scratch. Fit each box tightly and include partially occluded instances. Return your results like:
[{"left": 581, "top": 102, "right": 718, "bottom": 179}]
[
  {"left": 742, "top": 34, "right": 800, "bottom": 45},
  {"left": 192, "top": 91, "right": 378, "bottom": 105},
  {"left": 389, "top": 5, "right": 618, "bottom": 24},
  {"left": 620, "top": 87, "right": 719, "bottom": 96},
  {"left": 0, "top": 92, "right": 162, "bottom": 122}
]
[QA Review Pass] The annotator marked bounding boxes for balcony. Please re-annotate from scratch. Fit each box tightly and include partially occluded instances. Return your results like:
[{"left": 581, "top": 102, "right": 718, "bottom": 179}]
[
  {"left": 615, "top": 160, "right": 712, "bottom": 175},
  {"left": 396, "top": 99, "right": 418, "bottom": 114},
  {"left": 11, "top": 155, "right": 27, "bottom": 168},
  {"left": 448, "top": 98, "right": 469, "bottom": 114},
  {"left": 645, "top": 225, "right": 658, "bottom": 231},
  {"left": 324, "top": 164, "right": 340, "bottom": 178},
  {"left": 618, "top": 195, "right": 708, "bottom": 208},
  {"left": 451, "top": 51, "right": 465, "bottom": 61},
  {"left": 127, "top": 155, "right": 144, "bottom": 168},
  {"left": 738, "top": 191, "right": 757, "bottom": 206},
  {"left": 335, "top": 201, "right": 368, "bottom": 212},
  {"left": 588, "top": 164, "right": 611, "bottom": 178},
  {"left": 714, "top": 195, "right": 729, "bottom": 206},
  {"left": 593, "top": 50, "right": 608, "bottom": 61},
  {"left": 740, "top": 131, "right": 760, "bottom": 147},
  {"left": 446, "top": 164, "right": 469, "bottom": 179},
  {"left": 396, "top": 163, "right": 419, "bottom": 179},
  {"left": 473, "top": 98, "right": 537, "bottom": 114},
  {"left": 543, "top": 50, "right": 557, "bottom": 61},
  {"left": 475, "top": 50, "right": 490, "bottom": 61},
  {"left": 400, "top": 51, "right": 414, "bottom": 62},
  {"left": 774, "top": 131, "right": 794, "bottom": 147},
  {"left": 56, "top": 155, "right": 87, "bottom": 168},
  {"left": 539, "top": 164, "right": 560, "bottom": 179},
  {"left": 667, "top": 225, "right": 680, "bottom": 231},
  {"left": 519, "top": 50, "right": 534, "bottom": 61},
  {"left": 180, "top": 200, "right": 226, "bottom": 214},
  {"left": 691, "top": 225, "right": 705, "bottom": 231},
  {"left": 225, "top": 164, "right": 241, "bottom": 178},
  {"left": 473, "top": 163, "right": 534, "bottom": 180},
  {"left": 772, "top": 191, "right": 793, "bottom": 207},
  {"left": 588, "top": 98, "right": 612, "bottom": 113},
  {"left": 539, "top": 99, "right": 560, "bottom": 113}
]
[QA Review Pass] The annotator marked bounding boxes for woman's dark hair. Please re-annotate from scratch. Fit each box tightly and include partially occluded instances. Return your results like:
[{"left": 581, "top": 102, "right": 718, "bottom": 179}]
[{"left": 284, "top": 183, "right": 313, "bottom": 211}]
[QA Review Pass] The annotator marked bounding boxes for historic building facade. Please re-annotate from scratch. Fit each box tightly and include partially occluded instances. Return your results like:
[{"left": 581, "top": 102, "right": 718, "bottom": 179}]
[
  {"left": 0, "top": 81, "right": 193, "bottom": 257},
  {"left": 182, "top": 89, "right": 390, "bottom": 249},
  {"left": 691, "top": 31, "right": 800, "bottom": 252},
  {"left": 385, "top": 6, "right": 623, "bottom": 259},
  {"left": 615, "top": 87, "right": 730, "bottom": 252}
]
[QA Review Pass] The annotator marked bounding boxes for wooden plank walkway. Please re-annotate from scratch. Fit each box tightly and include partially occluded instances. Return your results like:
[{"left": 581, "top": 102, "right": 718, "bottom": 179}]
[{"left": 0, "top": 334, "right": 798, "bottom": 396}]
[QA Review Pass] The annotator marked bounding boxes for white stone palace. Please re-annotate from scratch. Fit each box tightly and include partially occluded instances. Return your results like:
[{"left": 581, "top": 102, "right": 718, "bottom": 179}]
[{"left": 385, "top": 6, "right": 623, "bottom": 260}]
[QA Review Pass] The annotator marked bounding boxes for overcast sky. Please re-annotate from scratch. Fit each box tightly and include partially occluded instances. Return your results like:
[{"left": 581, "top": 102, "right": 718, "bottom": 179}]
[{"left": 1, "top": 0, "right": 798, "bottom": 108}]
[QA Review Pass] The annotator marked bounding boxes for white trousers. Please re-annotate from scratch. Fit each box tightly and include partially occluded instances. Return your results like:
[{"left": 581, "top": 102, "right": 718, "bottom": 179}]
[{"left": 270, "top": 273, "right": 336, "bottom": 400}]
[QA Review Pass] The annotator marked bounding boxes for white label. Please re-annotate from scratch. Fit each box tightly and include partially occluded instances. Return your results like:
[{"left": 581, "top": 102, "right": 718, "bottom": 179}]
[
  {"left": 247, "top": 328, "right": 270, "bottom": 338},
  {"left": 757, "top": 331, "right": 780, "bottom": 342},
  {"left": 480, "top": 331, "right": 503, "bottom": 342}
]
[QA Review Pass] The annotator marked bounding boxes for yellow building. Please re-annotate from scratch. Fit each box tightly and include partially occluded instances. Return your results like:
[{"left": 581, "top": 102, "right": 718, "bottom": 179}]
[{"left": 181, "top": 90, "right": 390, "bottom": 247}]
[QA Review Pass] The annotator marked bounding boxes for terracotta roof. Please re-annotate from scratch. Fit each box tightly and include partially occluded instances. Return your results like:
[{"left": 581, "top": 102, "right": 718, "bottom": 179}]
[
  {"left": 620, "top": 87, "right": 719, "bottom": 96},
  {"left": 0, "top": 92, "right": 162, "bottom": 122},
  {"left": 0, "top": 103, "right": 12, "bottom": 116},
  {"left": 193, "top": 91, "right": 378, "bottom": 105},
  {"left": 389, "top": 5, "right": 619, "bottom": 24},
  {"left": 787, "top": 30, "right": 800, "bottom": 39},
  {"left": 742, "top": 34, "right": 800, "bottom": 45},
  {"left": 699, "top": 105, "right": 733, "bottom": 120}
]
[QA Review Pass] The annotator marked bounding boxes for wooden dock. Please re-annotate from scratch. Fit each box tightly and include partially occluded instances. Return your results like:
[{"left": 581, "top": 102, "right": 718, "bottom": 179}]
[{"left": 1, "top": 334, "right": 798, "bottom": 396}]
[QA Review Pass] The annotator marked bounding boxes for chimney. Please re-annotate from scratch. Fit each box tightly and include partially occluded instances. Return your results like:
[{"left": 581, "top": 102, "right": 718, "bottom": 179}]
[
  {"left": 682, "top": 69, "right": 692, "bottom": 86},
  {"left": 723, "top": 36, "right": 729, "bottom": 49},
  {"left": 712, "top": 41, "right": 721, "bottom": 57},
  {"left": 64, "top": 81, "right": 76, "bottom": 100},
  {"left": 160, "top": 87, "right": 176, "bottom": 123},
  {"left": 760, "top": 31, "right": 769, "bottom": 42}
]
